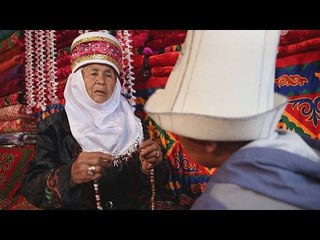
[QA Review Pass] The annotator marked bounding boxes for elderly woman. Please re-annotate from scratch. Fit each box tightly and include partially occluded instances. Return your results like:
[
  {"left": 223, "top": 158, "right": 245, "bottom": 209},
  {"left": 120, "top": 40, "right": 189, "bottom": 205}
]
[{"left": 21, "top": 31, "right": 169, "bottom": 210}]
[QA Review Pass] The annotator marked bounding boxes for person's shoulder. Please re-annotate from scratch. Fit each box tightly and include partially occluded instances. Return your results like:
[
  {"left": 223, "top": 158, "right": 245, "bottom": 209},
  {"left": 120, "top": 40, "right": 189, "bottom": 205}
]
[{"left": 38, "top": 111, "right": 68, "bottom": 128}]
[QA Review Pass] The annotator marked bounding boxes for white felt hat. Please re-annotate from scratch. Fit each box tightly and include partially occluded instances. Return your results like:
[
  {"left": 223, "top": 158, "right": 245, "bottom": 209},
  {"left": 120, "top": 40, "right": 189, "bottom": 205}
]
[{"left": 144, "top": 30, "right": 288, "bottom": 141}]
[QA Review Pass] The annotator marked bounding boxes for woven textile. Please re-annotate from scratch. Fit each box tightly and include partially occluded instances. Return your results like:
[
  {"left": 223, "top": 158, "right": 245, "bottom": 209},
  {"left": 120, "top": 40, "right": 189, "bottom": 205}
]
[
  {"left": 0, "top": 145, "right": 36, "bottom": 209},
  {"left": 276, "top": 30, "right": 320, "bottom": 139}
]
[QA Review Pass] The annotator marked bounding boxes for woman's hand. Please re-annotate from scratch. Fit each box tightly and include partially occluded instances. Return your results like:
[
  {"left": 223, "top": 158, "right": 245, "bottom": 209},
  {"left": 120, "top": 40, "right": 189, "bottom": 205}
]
[
  {"left": 139, "top": 139, "right": 163, "bottom": 175},
  {"left": 70, "top": 152, "right": 115, "bottom": 186}
]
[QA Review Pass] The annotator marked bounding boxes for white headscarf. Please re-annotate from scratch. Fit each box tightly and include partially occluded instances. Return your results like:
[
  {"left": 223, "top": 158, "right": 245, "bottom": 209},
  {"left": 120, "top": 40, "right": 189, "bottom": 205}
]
[{"left": 64, "top": 69, "right": 143, "bottom": 156}]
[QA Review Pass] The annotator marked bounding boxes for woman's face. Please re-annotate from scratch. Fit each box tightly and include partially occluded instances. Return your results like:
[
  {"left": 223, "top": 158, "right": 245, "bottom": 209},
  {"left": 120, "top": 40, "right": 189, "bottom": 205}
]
[{"left": 82, "top": 64, "right": 117, "bottom": 104}]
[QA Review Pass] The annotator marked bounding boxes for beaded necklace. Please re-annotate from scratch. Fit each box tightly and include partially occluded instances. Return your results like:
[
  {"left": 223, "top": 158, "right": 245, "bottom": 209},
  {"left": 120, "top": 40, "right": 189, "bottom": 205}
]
[
  {"left": 93, "top": 180, "right": 103, "bottom": 210},
  {"left": 150, "top": 169, "right": 155, "bottom": 210},
  {"left": 93, "top": 141, "right": 156, "bottom": 210}
]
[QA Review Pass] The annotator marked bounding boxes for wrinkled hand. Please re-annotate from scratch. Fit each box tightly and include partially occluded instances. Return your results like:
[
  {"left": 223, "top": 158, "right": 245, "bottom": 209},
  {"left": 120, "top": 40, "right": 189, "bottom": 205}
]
[
  {"left": 70, "top": 152, "right": 115, "bottom": 186},
  {"left": 139, "top": 139, "right": 162, "bottom": 175}
]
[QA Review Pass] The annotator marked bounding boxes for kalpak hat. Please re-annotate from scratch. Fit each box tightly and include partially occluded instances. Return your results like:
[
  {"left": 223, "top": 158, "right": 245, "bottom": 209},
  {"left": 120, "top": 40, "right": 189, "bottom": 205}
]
[{"left": 144, "top": 30, "right": 288, "bottom": 141}]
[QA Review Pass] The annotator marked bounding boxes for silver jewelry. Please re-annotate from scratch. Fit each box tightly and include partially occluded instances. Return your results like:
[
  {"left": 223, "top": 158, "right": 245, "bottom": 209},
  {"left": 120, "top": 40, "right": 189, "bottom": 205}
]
[{"left": 87, "top": 166, "right": 96, "bottom": 176}]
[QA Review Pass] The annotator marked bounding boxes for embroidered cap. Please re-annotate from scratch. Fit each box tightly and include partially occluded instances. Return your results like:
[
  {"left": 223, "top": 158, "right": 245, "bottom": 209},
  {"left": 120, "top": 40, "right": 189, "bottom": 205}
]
[{"left": 70, "top": 31, "right": 122, "bottom": 74}]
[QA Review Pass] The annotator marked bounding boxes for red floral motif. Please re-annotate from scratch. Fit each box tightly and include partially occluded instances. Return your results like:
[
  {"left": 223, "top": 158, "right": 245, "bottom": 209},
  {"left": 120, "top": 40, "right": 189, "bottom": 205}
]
[
  {"left": 0, "top": 146, "right": 36, "bottom": 209},
  {"left": 46, "top": 168, "right": 63, "bottom": 208},
  {"left": 275, "top": 74, "right": 308, "bottom": 88}
]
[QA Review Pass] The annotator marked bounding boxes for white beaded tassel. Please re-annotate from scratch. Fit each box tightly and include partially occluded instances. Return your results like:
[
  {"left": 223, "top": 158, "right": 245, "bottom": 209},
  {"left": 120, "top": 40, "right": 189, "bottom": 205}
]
[
  {"left": 24, "top": 30, "right": 58, "bottom": 115},
  {"left": 45, "top": 30, "right": 58, "bottom": 104},
  {"left": 34, "top": 30, "right": 47, "bottom": 112},
  {"left": 117, "top": 30, "right": 137, "bottom": 111},
  {"left": 24, "top": 30, "right": 37, "bottom": 114}
]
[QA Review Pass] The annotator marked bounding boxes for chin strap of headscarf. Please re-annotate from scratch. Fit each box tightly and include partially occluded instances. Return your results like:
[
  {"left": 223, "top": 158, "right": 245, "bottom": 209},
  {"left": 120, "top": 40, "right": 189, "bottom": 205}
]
[{"left": 64, "top": 68, "right": 143, "bottom": 166}]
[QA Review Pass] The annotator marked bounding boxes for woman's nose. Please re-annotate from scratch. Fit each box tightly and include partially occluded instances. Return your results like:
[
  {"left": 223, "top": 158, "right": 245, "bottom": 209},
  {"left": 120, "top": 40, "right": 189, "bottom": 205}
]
[{"left": 96, "top": 75, "right": 106, "bottom": 84}]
